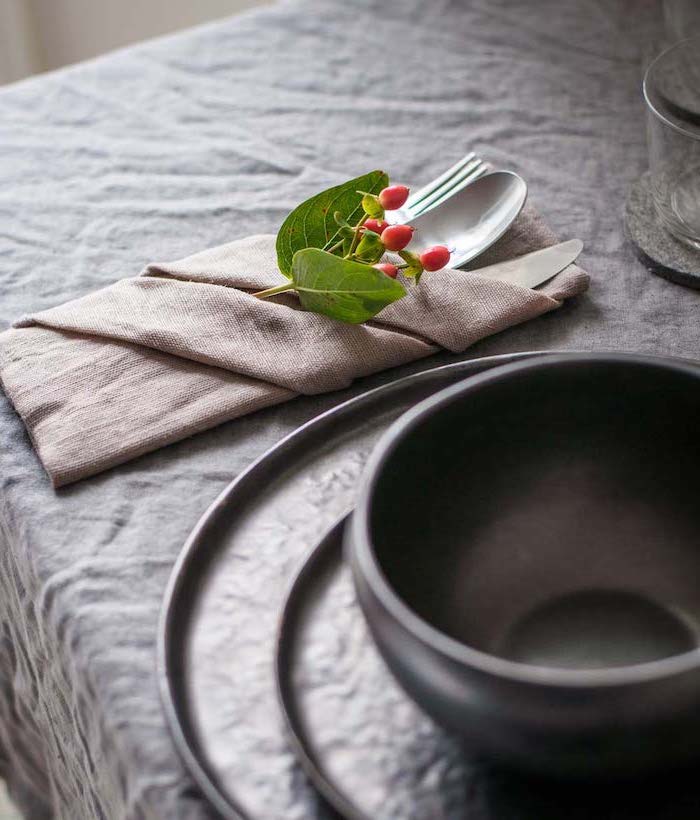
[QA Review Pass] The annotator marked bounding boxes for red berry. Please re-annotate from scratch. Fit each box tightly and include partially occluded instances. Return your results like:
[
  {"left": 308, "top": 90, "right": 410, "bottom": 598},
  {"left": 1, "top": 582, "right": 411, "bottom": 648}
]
[
  {"left": 374, "top": 263, "right": 398, "bottom": 278},
  {"left": 363, "top": 218, "right": 389, "bottom": 235},
  {"left": 381, "top": 224, "right": 414, "bottom": 251},
  {"left": 378, "top": 185, "right": 410, "bottom": 211},
  {"left": 419, "top": 245, "right": 451, "bottom": 271}
]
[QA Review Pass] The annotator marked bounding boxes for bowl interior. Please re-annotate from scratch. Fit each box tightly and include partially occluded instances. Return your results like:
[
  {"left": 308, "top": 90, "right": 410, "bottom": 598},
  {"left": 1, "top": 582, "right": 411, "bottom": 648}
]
[{"left": 368, "top": 358, "right": 700, "bottom": 671}]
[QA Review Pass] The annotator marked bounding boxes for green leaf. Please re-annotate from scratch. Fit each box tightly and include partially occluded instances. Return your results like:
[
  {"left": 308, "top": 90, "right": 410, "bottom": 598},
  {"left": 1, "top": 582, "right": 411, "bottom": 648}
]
[
  {"left": 354, "top": 230, "right": 385, "bottom": 264},
  {"left": 276, "top": 170, "right": 389, "bottom": 279},
  {"left": 398, "top": 250, "right": 424, "bottom": 282},
  {"left": 291, "top": 248, "right": 406, "bottom": 324},
  {"left": 361, "top": 193, "right": 384, "bottom": 219}
]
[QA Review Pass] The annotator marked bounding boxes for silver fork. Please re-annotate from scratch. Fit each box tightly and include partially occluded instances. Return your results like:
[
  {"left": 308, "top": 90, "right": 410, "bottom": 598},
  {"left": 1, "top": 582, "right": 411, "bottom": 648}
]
[{"left": 387, "top": 152, "right": 488, "bottom": 224}]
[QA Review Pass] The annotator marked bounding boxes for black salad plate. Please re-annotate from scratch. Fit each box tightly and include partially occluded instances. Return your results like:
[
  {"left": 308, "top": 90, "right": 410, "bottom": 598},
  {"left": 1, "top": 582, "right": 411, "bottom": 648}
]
[
  {"left": 276, "top": 515, "right": 473, "bottom": 820},
  {"left": 158, "top": 352, "right": 700, "bottom": 820},
  {"left": 275, "top": 516, "right": 700, "bottom": 820}
]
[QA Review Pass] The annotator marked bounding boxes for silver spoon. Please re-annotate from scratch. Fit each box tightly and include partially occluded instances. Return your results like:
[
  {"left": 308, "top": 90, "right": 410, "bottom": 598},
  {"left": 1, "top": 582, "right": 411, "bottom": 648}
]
[{"left": 406, "top": 170, "right": 527, "bottom": 268}]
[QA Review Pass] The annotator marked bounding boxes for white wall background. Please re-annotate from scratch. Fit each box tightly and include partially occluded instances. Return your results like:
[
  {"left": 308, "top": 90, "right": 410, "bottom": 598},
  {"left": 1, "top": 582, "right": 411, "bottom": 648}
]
[{"left": 0, "top": 0, "right": 269, "bottom": 85}]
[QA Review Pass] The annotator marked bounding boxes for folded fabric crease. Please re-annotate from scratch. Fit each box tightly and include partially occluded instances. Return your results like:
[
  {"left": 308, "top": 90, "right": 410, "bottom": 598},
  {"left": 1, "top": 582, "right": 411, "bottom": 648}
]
[{"left": 0, "top": 208, "right": 589, "bottom": 487}]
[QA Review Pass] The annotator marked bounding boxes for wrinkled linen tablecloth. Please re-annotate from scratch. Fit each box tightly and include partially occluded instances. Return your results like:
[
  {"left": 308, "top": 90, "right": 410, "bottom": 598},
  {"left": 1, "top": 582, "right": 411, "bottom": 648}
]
[{"left": 0, "top": 1, "right": 696, "bottom": 818}]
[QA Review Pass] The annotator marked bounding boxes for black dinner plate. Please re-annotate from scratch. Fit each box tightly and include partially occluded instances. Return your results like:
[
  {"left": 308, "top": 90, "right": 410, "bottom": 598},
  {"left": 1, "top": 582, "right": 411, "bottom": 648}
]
[
  {"left": 157, "top": 352, "right": 543, "bottom": 819},
  {"left": 157, "top": 351, "right": 700, "bottom": 820}
]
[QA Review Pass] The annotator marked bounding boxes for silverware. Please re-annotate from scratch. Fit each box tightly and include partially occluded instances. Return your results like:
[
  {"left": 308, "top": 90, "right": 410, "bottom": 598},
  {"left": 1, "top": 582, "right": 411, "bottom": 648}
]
[
  {"left": 394, "top": 152, "right": 489, "bottom": 222},
  {"left": 407, "top": 170, "right": 528, "bottom": 268},
  {"left": 469, "top": 238, "right": 584, "bottom": 288}
]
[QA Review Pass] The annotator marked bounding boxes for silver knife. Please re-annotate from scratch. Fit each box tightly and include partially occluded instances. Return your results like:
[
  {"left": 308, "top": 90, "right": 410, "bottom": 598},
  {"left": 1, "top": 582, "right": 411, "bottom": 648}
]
[{"left": 468, "top": 239, "right": 583, "bottom": 288}]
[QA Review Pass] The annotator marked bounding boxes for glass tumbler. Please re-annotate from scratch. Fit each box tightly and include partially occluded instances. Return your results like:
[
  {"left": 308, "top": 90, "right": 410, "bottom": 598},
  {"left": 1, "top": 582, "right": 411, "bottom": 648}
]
[{"left": 644, "top": 37, "right": 700, "bottom": 250}]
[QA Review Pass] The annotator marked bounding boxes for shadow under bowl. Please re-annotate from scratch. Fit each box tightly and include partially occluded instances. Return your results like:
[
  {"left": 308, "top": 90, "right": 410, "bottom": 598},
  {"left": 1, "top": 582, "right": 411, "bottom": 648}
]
[{"left": 348, "top": 353, "right": 700, "bottom": 778}]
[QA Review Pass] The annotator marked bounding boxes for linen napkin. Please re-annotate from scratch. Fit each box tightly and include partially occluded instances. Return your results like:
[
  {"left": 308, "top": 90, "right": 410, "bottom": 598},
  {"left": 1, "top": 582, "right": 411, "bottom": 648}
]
[{"left": 0, "top": 205, "right": 588, "bottom": 487}]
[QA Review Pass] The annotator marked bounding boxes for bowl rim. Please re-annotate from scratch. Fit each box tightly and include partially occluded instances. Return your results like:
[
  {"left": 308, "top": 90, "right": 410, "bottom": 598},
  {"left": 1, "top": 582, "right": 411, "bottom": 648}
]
[{"left": 352, "top": 352, "right": 700, "bottom": 688}]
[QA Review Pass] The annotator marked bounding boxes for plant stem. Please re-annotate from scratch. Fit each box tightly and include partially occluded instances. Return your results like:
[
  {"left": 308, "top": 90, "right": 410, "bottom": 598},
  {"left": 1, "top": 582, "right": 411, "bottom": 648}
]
[
  {"left": 346, "top": 214, "right": 368, "bottom": 259},
  {"left": 252, "top": 282, "right": 296, "bottom": 299},
  {"left": 327, "top": 238, "right": 345, "bottom": 254}
]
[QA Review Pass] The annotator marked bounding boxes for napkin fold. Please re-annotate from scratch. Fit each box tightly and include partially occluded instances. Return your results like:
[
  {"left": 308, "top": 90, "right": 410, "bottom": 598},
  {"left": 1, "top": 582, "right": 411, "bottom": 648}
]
[{"left": 0, "top": 206, "right": 588, "bottom": 486}]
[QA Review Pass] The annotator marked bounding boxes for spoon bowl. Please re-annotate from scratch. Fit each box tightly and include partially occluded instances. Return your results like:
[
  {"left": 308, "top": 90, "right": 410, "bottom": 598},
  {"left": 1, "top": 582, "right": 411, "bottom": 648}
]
[{"left": 407, "top": 170, "right": 527, "bottom": 268}]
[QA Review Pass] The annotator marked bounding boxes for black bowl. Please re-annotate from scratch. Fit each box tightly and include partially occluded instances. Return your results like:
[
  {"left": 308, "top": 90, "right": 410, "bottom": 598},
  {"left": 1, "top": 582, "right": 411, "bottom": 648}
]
[{"left": 348, "top": 353, "right": 700, "bottom": 778}]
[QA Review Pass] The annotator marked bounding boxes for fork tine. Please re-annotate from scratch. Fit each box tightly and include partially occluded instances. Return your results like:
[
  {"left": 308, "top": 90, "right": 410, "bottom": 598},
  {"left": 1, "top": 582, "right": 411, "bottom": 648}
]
[
  {"left": 405, "top": 152, "right": 477, "bottom": 209},
  {"left": 418, "top": 161, "right": 489, "bottom": 215},
  {"left": 410, "top": 158, "right": 487, "bottom": 216}
]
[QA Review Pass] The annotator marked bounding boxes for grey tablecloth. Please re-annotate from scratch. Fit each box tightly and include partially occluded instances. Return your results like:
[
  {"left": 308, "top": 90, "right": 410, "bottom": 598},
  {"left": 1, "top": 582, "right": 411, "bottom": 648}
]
[{"left": 0, "top": 1, "right": 695, "bottom": 818}]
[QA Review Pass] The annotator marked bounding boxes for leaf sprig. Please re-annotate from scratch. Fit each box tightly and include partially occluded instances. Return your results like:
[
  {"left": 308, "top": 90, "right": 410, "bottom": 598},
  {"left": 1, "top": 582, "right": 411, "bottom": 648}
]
[{"left": 254, "top": 171, "right": 450, "bottom": 323}]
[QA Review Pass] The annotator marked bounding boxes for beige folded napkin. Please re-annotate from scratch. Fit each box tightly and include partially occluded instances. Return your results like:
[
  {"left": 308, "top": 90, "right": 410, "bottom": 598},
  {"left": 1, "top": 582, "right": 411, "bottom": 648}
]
[{"left": 0, "top": 206, "right": 588, "bottom": 486}]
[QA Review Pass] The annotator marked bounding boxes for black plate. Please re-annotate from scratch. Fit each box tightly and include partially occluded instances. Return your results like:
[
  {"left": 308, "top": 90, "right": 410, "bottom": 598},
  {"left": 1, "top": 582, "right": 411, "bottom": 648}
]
[
  {"left": 157, "top": 351, "right": 700, "bottom": 820},
  {"left": 276, "top": 515, "right": 471, "bottom": 820},
  {"left": 277, "top": 517, "right": 700, "bottom": 820},
  {"left": 157, "top": 353, "right": 544, "bottom": 819}
]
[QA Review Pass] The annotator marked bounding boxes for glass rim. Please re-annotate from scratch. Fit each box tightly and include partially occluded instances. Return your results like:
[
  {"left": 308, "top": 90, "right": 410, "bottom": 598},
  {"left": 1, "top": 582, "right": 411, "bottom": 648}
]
[{"left": 643, "top": 36, "right": 700, "bottom": 143}]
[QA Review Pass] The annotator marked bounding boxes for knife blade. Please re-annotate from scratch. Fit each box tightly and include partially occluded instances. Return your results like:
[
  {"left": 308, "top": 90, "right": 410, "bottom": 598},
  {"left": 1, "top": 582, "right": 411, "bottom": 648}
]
[{"left": 468, "top": 239, "right": 584, "bottom": 288}]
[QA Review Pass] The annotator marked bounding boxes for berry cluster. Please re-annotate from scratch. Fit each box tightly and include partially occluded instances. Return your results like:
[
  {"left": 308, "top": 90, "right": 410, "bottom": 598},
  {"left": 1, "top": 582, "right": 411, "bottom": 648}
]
[
  {"left": 348, "top": 184, "right": 451, "bottom": 280},
  {"left": 257, "top": 170, "right": 451, "bottom": 324}
]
